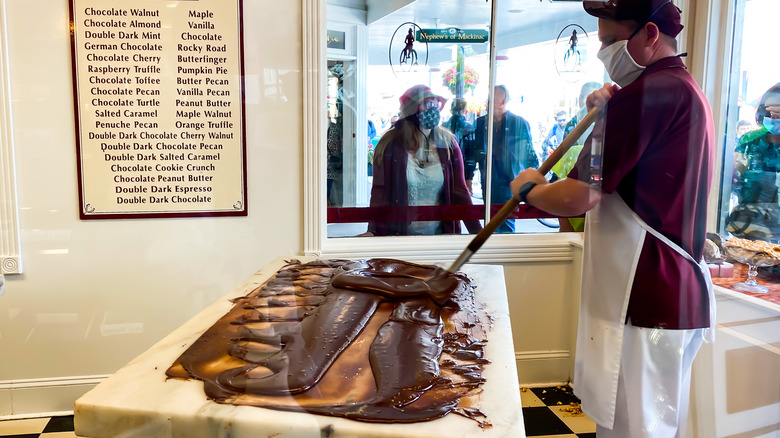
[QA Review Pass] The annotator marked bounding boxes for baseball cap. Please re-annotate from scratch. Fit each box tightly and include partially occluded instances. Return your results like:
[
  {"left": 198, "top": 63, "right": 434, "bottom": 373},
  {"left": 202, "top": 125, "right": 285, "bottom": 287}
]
[
  {"left": 399, "top": 85, "right": 448, "bottom": 118},
  {"left": 583, "top": 0, "right": 684, "bottom": 37}
]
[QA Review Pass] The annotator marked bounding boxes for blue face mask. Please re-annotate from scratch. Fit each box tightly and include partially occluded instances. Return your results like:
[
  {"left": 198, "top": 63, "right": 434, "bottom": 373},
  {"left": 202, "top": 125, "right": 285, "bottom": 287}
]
[{"left": 763, "top": 116, "right": 780, "bottom": 135}]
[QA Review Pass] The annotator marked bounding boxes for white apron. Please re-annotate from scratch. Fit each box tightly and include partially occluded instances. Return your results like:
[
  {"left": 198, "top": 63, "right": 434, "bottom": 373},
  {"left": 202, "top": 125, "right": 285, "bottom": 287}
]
[{"left": 574, "top": 193, "right": 715, "bottom": 429}]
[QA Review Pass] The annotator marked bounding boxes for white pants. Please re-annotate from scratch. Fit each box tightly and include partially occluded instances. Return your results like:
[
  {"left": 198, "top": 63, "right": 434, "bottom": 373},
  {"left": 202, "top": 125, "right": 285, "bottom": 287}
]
[{"left": 597, "top": 323, "right": 705, "bottom": 438}]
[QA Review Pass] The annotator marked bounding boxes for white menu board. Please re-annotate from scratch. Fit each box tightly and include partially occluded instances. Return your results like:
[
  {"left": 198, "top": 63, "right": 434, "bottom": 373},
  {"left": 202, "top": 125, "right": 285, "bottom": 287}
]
[{"left": 70, "top": 0, "right": 247, "bottom": 219}]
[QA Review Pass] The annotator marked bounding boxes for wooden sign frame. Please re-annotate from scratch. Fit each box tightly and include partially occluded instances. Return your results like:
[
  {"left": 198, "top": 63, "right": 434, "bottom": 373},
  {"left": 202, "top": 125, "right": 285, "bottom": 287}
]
[{"left": 69, "top": 0, "right": 247, "bottom": 219}]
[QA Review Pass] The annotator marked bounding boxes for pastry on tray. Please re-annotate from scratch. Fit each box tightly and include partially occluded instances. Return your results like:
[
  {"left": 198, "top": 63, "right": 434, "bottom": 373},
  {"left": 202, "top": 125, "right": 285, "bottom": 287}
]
[{"left": 723, "top": 236, "right": 780, "bottom": 266}]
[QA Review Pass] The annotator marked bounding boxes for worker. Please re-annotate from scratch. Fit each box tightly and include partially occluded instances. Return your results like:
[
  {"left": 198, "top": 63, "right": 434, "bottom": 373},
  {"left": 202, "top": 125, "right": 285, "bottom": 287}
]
[{"left": 510, "top": 0, "right": 715, "bottom": 436}]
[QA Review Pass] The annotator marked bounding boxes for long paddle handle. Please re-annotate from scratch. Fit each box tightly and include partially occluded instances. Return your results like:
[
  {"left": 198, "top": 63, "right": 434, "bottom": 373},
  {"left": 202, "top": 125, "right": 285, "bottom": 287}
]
[{"left": 447, "top": 107, "right": 601, "bottom": 273}]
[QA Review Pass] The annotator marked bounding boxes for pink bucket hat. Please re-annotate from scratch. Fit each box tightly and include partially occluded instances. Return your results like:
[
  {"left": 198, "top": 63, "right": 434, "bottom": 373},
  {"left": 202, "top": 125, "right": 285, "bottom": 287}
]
[{"left": 398, "top": 85, "right": 448, "bottom": 119}]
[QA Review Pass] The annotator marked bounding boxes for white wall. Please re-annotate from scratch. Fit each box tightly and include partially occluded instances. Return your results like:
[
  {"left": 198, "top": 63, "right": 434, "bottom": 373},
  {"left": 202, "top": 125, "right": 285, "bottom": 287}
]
[
  {"left": 506, "top": 257, "right": 581, "bottom": 386},
  {"left": 0, "top": 0, "right": 303, "bottom": 416}
]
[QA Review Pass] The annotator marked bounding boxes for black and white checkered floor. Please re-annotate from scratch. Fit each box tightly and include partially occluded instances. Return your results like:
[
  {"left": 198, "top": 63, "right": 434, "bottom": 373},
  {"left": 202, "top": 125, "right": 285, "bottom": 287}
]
[{"left": 0, "top": 386, "right": 595, "bottom": 437}]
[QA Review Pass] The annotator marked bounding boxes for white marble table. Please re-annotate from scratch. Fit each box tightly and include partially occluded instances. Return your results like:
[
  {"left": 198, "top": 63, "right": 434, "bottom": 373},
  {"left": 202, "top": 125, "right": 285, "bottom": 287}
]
[{"left": 75, "top": 257, "right": 525, "bottom": 437}]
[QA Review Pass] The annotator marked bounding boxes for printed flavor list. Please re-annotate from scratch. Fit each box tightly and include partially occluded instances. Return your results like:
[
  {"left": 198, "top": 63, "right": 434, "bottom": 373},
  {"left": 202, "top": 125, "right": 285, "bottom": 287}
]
[{"left": 71, "top": 0, "right": 246, "bottom": 218}]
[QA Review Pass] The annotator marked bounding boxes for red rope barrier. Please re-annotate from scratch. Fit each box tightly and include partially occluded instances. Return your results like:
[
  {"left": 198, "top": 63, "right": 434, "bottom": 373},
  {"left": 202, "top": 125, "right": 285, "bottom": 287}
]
[{"left": 327, "top": 204, "right": 565, "bottom": 223}]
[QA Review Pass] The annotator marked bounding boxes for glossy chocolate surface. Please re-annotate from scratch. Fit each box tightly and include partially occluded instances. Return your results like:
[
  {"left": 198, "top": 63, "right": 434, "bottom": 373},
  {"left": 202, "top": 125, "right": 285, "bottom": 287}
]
[{"left": 167, "top": 259, "right": 491, "bottom": 425}]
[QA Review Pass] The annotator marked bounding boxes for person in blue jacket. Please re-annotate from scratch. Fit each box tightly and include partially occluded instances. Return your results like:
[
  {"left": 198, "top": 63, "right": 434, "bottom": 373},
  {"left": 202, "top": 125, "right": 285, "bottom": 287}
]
[{"left": 464, "top": 85, "right": 537, "bottom": 233}]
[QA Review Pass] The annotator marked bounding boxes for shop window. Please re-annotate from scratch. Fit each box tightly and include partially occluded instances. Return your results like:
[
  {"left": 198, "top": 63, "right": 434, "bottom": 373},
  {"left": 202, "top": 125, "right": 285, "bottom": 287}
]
[
  {"left": 715, "top": 0, "right": 780, "bottom": 300},
  {"left": 325, "top": 0, "right": 604, "bottom": 239}
]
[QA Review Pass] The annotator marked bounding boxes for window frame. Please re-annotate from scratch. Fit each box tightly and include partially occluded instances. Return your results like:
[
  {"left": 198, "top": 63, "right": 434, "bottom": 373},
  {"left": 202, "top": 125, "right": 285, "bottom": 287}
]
[
  {"left": 687, "top": 0, "right": 780, "bottom": 309},
  {"left": 686, "top": 0, "right": 737, "bottom": 233},
  {"left": 304, "top": 0, "right": 753, "bottom": 267},
  {"left": 0, "top": 0, "right": 22, "bottom": 275}
]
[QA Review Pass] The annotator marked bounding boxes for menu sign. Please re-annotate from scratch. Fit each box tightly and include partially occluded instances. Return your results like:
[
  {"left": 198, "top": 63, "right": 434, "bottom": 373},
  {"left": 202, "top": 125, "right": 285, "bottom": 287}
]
[{"left": 70, "top": 0, "right": 247, "bottom": 219}]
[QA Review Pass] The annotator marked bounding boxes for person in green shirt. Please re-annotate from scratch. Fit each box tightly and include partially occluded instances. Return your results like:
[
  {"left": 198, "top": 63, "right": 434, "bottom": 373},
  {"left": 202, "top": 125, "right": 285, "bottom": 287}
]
[
  {"left": 729, "top": 82, "right": 780, "bottom": 239},
  {"left": 551, "top": 81, "right": 601, "bottom": 232}
]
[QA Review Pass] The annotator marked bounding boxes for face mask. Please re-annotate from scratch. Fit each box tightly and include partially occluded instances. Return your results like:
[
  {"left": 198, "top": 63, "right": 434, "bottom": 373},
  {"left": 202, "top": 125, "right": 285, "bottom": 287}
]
[
  {"left": 763, "top": 116, "right": 780, "bottom": 135},
  {"left": 597, "top": 40, "right": 646, "bottom": 87},
  {"left": 418, "top": 108, "right": 440, "bottom": 129}
]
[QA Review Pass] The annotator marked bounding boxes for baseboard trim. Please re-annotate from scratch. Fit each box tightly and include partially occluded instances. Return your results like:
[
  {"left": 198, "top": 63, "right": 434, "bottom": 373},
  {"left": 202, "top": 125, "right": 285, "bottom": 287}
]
[
  {"left": 515, "top": 350, "right": 571, "bottom": 361},
  {"left": 0, "top": 375, "right": 109, "bottom": 418},
  {"left": 515, "top": 350, "right": 573, "bottom": 386},
  {"left": 0, "top": 410, "right": 74, "bottom": 421},
  {"left": 519, "top": 382, "right": 572, "bottom": 389},
  {"left": 0, "top": 375, "right": 110, "bottom": 390}
]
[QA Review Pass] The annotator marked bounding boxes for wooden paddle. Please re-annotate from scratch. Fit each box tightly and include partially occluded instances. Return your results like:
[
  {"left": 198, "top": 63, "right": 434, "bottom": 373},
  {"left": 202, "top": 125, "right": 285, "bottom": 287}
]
[{"left": 447, "top": 107, "right": 601, "bottom": 273}]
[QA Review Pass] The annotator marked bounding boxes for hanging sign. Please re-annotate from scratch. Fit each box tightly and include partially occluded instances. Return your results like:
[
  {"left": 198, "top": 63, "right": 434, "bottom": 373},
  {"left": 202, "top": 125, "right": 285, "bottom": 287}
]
[
  {"left": 554, "top": 24, "right": 589, "bottom": 82},
  {"left": 69, "top": 0, "right": 247, "bottom": 219},
  {"left": 326, "top": 30, "right": 346, "bottom": 50},
  {"left": 389, "top": 22, "right": 428, "bottom": 76},
  {"left": 415, "top": 28, "right": 489, "bottom": 44}
]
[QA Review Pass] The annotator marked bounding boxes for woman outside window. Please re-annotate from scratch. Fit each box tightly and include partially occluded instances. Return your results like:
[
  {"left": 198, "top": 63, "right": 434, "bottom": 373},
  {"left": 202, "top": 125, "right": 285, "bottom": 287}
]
[{"left": 359, "top": 85, "right": 482, "bottom": 236}]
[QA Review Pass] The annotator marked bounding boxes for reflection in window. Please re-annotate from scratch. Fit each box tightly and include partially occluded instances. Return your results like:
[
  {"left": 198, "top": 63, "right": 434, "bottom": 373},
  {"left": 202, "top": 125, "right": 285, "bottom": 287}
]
[
  {"left": 326, "top": 61, "right": 344, "bottom": 208},
  {"left": 717, "top": 0, "right": 780, "bottom": 299},
  {"left": 326, "top": 1, "right": 604, "bottom": 238},
  {"left": 466, "top": 84, "right": 538, "bottom": 234},
  {"left": 492, "top": 12, "right": 603, "bottom": 233},
  {"left": 364, "top": 84, "right": 481, "bottom": 236}
]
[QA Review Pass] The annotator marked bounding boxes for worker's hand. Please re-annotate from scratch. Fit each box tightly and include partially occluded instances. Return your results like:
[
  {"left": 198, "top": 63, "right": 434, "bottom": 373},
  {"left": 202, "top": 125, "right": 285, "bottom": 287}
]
[
  {"left": 356, "top": 231, "right": 375, "bottom": 237},
  {"left": 586, "top": 83, "right": 620, "bottom": 112},
  {"left": 465, "top": 179, "right": 473, "bottom": 195},
  {"left": 510, "top": 169, "right": 547, "bottom": 200}
]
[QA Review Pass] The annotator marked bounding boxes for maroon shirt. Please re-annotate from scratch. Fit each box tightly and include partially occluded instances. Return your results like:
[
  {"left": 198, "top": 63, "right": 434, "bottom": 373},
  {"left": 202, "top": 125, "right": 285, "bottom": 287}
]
[{"left": 570, "top": 56, "right": 715, "bottom": 329}]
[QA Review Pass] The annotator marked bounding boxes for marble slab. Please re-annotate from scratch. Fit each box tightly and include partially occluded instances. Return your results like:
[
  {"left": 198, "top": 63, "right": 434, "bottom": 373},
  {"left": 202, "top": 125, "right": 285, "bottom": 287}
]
[{"left": 74, "top": 257, "right": 525, "bottom": 438}]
